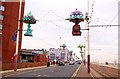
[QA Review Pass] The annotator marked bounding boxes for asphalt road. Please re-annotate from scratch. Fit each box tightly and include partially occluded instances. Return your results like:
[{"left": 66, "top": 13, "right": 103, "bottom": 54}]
[{"left": 2, "top": 63, "right": 80, "bottom": 78}]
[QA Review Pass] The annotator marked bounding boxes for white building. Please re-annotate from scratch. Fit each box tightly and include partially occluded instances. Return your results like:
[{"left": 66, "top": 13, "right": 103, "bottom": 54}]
[{"left": 49, "top": 48, "right": 70, "bottom": 62}]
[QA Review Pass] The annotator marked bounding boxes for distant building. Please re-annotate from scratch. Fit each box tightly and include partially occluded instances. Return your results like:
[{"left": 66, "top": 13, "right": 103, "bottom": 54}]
[
  {"left": 21, "top": 49, "right": 48, "bottom": 63},
  {"left": 49, "top": 48, "right": 70, "bottom": 62}
]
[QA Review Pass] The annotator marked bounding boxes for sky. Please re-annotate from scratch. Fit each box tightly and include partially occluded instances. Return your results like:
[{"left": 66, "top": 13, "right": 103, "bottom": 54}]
[{"left": 21, "top": 0, "right": 119, "bottom": 63}]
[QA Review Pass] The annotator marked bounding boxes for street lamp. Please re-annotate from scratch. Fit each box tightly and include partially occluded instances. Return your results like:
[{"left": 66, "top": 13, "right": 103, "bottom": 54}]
[
  {"left": 77, "top": 44, "right": 85, "bottom": 61},
  {"left": 61, "top": 43, "right": 67, "bottom": 50},
  {"left": 86, "top": 0, "right": 90, "bottom": 73},
  {"left": 61, "top": 44, "right": 67, "bottom": 61},
  {"left": 14, "top": 8, "right": 37, "bottom": 71},
  {"left": 14, "top": 0, "right": 23, "bottom": 71}
]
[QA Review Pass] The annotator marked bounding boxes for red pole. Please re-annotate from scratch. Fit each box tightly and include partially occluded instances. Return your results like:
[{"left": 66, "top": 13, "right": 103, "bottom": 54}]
[
  {"left": 14, "top": 54, "right": 18, "bottom": 71},
  {"left": 14, "top": 0, "right": 23, "bottom": 71},
  {"left": 87, "top": 55, "right": 90, "bottom": 73}
]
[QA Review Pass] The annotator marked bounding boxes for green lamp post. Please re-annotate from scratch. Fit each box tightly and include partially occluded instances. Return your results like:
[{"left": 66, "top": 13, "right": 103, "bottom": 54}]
[
  {"left": 77, "top": 44, "right": 85, "bottom": 60},
  {"left": 77, "top": 44, "right": 85, "bottom": 51},
  {"left": 61, "top": 43, "right": 67, "bottom": 50},
  {"left": 23, "top": 12, "right": 37, "bottom": 36}
]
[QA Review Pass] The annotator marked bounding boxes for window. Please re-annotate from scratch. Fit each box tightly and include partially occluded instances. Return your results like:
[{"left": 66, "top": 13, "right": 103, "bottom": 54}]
[
  {"left": 0, "top": 0, "right": 5, "bottom": 2},
  {"left": 0, "top": 15, "right": 3, "bottom": 20},
  {"left": 0, "top": 6, "right": 5, "bottom": 11},
  {"left": 0, "top": 25, "right": 2, "bottom": 29}
]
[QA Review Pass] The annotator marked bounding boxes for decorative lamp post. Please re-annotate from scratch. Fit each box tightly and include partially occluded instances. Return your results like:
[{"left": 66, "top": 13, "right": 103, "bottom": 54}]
[
  {"left": 68, "top": 9, "right": 84, "bottom": 36},
  {"left": 78, "top": 44, "right": 85, "bottom": 62},
  {"left": 61, "top": 43, "right": 67, "bottom": 50},
  {"left": 60, "top": 44, "right": 67, "bottom": 61},
  {"left": 14, "top": 11, "right": 37, "bottom": 71},
  {"left": 22, "top": 12, "right": 37, "bottom": 36}
]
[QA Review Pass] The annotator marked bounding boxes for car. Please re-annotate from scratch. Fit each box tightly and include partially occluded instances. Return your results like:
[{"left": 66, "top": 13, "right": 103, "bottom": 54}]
[
  {"left": 58, "top": 61, "right": 65, "bottom": 66},
  {"left": 78, "top": 61, "right": 82, "bottom": 64},
  {"left": 69, "top": 61, "right": 74, "bottom": 65}
]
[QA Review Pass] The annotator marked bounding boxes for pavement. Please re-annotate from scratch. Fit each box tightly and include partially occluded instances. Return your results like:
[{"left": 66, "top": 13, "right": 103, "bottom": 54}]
[
  {"left": 1, "top": 65, "right": 55, "bottom": 74},
  {"left": 71, "top": 63, "right": 94, "bottom": 79}
]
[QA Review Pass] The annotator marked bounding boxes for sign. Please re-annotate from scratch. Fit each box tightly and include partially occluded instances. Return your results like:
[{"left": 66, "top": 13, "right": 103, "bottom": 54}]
[{"left": 38, "top": 50, "right": 43, "bottom": 54}]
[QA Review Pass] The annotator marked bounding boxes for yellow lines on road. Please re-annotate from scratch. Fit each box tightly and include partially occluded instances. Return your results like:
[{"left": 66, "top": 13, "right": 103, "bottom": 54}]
[{"left": 70, "top": 64, "right": 82, "bottom": 79}]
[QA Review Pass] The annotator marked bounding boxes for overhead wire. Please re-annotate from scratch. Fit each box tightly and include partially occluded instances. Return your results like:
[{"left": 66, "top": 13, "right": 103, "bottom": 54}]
[
  {"left": 89, "top": 0, "right": 95, "bottom": 23},
  {"left": 50, "top": 22, "right": 71, "bottom": 30},
  {"left": 32, "top": 22, "right": 50, "bottom": 31},
  {"left": 32, "top": 36, "right": 59, "bottom": 48}
]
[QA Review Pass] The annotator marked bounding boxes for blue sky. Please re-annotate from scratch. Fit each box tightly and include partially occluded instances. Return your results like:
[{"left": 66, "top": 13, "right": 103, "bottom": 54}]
[{"left": 21, "top": 0, "right": 119, "bottom": 63}]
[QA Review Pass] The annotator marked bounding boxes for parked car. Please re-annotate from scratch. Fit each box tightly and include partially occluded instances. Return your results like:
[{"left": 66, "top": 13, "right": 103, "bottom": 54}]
[
  {"left": 58, "top": 61, "right": 65, "bottom": 66},
  {"left": 69, "top": 61, "right": 74, "bottom": 65}
]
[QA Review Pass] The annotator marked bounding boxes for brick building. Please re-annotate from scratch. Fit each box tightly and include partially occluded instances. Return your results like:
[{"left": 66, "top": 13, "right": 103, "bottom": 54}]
[
  {"left": 1, "top": 1, "right": 49, "bottom": 70},
  {"left": 1, "top": 0, "right": 25, "bottom": 70}
]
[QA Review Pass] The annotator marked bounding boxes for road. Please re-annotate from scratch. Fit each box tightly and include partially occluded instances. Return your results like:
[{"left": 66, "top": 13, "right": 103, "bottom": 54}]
[{"left": 2, "top": 63, "right": 80, "bottom": 78}]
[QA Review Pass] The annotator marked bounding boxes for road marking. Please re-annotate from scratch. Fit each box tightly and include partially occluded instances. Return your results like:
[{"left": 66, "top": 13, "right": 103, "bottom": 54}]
[
  {"left": 70, "top": 64, "right": 82, "bottom": 79},
  {"left": 4, "top": 74, "right": 16, "bottom": 77},
  {"left": 90, "top": 72, "right": 95, "bottom": 79},
  {"left": 4, "top": 70, "right": 34, "bottom": 77},
  {"left": 37, "top": 75, "right": 41, "bottom": 77}
]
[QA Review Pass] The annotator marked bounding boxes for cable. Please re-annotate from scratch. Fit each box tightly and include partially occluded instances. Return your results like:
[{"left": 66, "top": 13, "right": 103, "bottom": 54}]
[
  {"left": 89, "top": 0, "right": 95, "bottom": 23},
  {"left": 90, "top": 25, "right": 120, "bottom": 27},
  {"left": 32, "top": 22, "right": 50, "bottom": 31},
  {"left": 39, "top": 10, "right": 52, "bottom": 20},
  {"left": 50, "top": 22, "right": 71, "bottom": 30},
  {"left": 32, "top": 36, "right": 59, "bottom": 48},
  {"left": 50, "top": 10, "right": 66, "bottom": 20}
]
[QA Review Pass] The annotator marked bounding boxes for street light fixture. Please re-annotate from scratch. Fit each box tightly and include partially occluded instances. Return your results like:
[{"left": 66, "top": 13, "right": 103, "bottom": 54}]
[
  {"left": 14, "top": 6, "right": 37, "bottom": 71},
  {"left": 86, "top": 0, "right": 90, "bottom": 73},
  {"left": 14, "top": 0, "right": 23, "bottom": 71}
]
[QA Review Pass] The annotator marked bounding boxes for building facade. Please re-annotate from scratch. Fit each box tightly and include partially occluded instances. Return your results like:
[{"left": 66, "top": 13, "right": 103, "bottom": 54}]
[
  {"left": 49, "top": 48, "right": 70, "bottom": 62},
  {"left": 21, "top": 49, "right": 48, "bottom": 63},
  {"left": 1, "top": 0, "right": 25, "bottom": 70}
]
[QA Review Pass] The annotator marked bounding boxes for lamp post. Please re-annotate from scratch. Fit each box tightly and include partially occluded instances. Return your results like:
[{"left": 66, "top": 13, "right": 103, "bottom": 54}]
[
  {"left": 14, "top": 3, "right": 37, "bottom": 71},
  {"left": 78, "top": 44, "right": 85, "bottom": 62},
  {"left": 86, "top": 0, "right": 90, "bottom": 73},
  {"left": 14, "top": 0, "right": 23, "bottom": 71},
  {"left": 61, "top": 44, "right": 67, "bottom": 61}
]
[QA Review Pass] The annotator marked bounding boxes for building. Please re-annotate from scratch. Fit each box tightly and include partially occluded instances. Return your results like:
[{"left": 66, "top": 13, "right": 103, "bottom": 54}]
[
  {"left": 20, "top": 49, "right": 48, "bottom": 63},
  {"left": 1, "top": 0, "right": 25, "bottom": 70},
  {"left": 49, "top": 48, "right": 70, "bottom": 62}
]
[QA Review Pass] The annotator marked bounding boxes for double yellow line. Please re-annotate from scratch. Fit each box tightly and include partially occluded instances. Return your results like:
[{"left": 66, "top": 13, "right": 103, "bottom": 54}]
[{"left": 70, "top": 64, "right": 82, "bottom": 79}]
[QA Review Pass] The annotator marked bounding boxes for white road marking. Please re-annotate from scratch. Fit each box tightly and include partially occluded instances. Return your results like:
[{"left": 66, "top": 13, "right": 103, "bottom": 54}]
[
  {"left": 37, "top": 75, "right": 41, "bottom": 77},
  {"left": 90, "top": 73, "right": 95, "bottom": 79}
]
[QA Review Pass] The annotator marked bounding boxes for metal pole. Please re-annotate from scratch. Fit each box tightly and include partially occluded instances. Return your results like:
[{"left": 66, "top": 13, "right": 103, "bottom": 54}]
[
  {"left": 84, "top": 44, "right": 86, "bottom": 65},
  {"left": 60, "top": 37, "right": 61, "bottom": 48},
  {"left": 14, "top": 0, "right": 23, "bottom": 71},
  {"left": 87, "top": 0, "right": 90, "bottom": 73}
]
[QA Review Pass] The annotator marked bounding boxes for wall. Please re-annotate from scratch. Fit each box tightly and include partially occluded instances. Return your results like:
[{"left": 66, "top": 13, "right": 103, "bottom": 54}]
[
  {"left": 2, "top": 54, "right": 48, "bottom": 70},
  {"left": 2, "top": 62, "right": 47, "bottom": 71},
  {"left": 2, "top": 1, "right": 25, "bottom": 64}
]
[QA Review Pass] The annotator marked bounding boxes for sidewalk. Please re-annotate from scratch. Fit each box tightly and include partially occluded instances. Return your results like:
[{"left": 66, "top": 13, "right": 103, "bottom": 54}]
[
  {"left": 75, "top": 63, "right": 93, "bottom": 78},
  {"left": 1, "top": 65, "right": 55, "bottom": 74}
]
